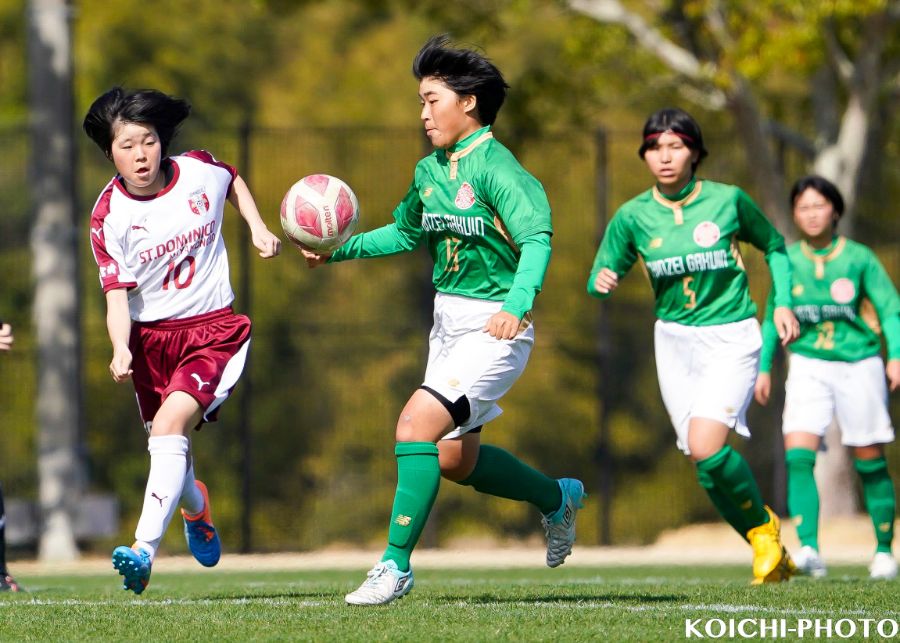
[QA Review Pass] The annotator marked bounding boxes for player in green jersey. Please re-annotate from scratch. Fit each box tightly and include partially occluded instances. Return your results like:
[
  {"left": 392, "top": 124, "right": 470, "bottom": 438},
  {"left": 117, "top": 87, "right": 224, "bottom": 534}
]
[
  {"left": 587, "top": 108, "right": 800, "bottom": 584},
  {"left": 755, "top": 175, "right": 900, "bottom": 580},
  {"left": 301, "top": 35, "right": 585, "bottom": 606}
]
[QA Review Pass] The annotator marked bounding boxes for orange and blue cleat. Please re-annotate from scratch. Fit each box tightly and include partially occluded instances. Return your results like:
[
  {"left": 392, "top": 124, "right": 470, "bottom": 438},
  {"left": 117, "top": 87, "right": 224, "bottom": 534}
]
[{"left": 181, "top": 480, "right": 221, "bottom": 567}]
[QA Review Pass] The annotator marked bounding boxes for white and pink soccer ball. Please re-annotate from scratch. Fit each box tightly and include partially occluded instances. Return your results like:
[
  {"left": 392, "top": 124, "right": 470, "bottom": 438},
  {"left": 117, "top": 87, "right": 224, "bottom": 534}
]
[{"left": 280, "top": 174, "right": 360, "bottom": 253}]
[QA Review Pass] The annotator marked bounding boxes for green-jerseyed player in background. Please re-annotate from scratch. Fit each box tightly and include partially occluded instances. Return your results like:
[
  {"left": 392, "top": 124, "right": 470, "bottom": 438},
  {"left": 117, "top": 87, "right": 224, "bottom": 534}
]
[
  {"left": 300, "top": 35, "right": 585, "bottom": 606},
  {"left": 755, "top": 175, "right": 900, "bottom": 580},
  {"left": 587, "top": 108, "right": 801, "bottom": 584}
]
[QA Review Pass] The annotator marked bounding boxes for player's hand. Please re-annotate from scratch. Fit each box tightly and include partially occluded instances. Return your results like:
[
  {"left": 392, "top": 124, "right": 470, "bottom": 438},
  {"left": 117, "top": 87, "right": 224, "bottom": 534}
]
[
  {"left": 0, "top": 323, "right": 13, "bottom": 351},
  {"left": 593, "top": 268, "right": 619, "bottom": 294},
  {"left": 483, "top": 311, "right": 520, "bottom": 340},
  {"left": 109, "top": 346, "right": 133, "bottom": 382},
  {"left": 754, "top": 372, "right": 771, "bottom": 406},
  {"left": 298, "top": 247, "right": 332, "bottom": 268},
  {"left": 887, "top": 359, "right": 900, "bottom": 392},
  {"left": 773, "top": 306, "right": 800, "bottom": 346},
  {"left": 252, "top": 227, "right": 281, "bottom": 258}
]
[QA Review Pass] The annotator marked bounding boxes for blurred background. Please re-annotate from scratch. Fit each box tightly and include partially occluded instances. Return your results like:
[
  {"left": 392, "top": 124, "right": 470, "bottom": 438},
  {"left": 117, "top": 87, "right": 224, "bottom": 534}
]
[{"left": 0, "top": 0, "right": 897, "bottom": 559}]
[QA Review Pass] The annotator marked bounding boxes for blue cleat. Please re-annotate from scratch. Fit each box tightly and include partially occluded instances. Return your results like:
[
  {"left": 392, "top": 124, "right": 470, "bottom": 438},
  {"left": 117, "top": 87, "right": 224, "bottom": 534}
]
[
  {"left": 542, "top": 478, "right": 586, "bottom": 568},
  {"left": 112, "top": 545, "right": 151, "bottom": 594},
  {"left": 182, "top": 480, "right": 221, "bottom": 567}
]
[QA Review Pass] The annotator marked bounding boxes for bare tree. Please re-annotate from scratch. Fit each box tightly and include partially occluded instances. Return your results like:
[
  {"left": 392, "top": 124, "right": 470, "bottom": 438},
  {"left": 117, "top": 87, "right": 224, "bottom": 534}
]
[
  {"left": 569, "top": 0, "right": 899, "bottom": 234},
  {"left": 27, "top": 0, "right": 82, "bottom": 561}
]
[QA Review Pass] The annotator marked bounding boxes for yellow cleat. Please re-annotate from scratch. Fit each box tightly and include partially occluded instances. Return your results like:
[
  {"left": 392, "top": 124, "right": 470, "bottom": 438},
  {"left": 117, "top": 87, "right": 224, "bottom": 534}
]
[{"left": 747, "top": 506, "right": 791, "bottom": 584}]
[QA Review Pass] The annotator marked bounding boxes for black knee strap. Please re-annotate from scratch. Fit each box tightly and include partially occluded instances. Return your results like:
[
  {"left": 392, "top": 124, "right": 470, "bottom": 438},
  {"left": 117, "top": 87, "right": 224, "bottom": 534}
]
[{"left": 420, "top": 385, "right": 471, "bottom": 427}]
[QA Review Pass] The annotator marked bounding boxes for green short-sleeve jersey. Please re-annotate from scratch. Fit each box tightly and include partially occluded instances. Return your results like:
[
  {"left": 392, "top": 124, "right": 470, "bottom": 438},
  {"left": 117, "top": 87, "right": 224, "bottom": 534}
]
[
  {"left": 587, "top": 178, "right": 791, "bottom": 326},
  {"left": 332, "top": 126, "right": 553, "bottom": 316},
  {"left": 759, "top": 237, "right": 900, "bottom": 371}
]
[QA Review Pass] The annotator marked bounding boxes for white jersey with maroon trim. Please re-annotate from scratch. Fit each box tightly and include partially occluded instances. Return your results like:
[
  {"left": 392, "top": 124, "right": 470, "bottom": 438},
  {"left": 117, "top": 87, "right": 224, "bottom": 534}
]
[{"left": 90, "top": 150, "right": 238, "bottom": 322}]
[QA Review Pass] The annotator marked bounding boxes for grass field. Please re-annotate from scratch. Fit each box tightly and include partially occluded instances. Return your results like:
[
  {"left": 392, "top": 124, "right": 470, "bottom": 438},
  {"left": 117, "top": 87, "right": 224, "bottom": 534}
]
[{"left": 1, "top": 564, "right": 897, "bottom": 641}]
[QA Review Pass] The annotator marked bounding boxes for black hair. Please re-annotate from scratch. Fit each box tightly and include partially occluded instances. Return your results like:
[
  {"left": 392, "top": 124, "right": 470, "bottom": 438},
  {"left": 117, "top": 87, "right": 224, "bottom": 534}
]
[
  {"left": 82, "top": 87, "right": 191, "bottom": 159},
  {"left": 412, "top": 34, "right": 509, "bottom": 125},
  {"left": 789, "top": 175, "right": 845, "bottom": 217},
  {"left": 638, "top": 107, "right": 709, "bottom": 171}
]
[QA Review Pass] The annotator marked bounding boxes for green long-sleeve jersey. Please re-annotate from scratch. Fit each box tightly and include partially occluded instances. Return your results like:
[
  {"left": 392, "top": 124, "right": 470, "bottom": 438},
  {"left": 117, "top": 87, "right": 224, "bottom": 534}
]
[
  {"left": 330, "top": 126, "right": 552, "bottom": 319},
  {"left": 759, "top": 236, "right": 900, "bottom": 372},
  {"left": 587, "top": 178, "right": 792, "bottom": 325}
]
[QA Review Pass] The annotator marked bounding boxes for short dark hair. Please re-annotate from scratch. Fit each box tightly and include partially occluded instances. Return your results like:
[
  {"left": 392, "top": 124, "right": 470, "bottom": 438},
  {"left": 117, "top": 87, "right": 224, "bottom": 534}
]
[
  {"left": 789, "top": 175, "right": 845, "bottom": 217},
  {"left": 638, "top": 107, "right": 709, "bottom": 171},
  {"left": 412, "top": 34, "right": 509, "bottom": 125},
  {"left": 83, "top": 87, "right": 191, "bottom": 159}
]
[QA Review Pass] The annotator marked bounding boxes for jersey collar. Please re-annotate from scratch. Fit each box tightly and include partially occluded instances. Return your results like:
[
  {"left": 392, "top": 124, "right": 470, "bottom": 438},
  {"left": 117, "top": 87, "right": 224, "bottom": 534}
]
[
  {"left": 652, "top": 177, "right": 702, "bottom": 225},
  {"left": 800, "top": 235, "right": 846, "bottom": 279},
  {"left": 445, "top": 126, "right": 493, "bottom": 180}
]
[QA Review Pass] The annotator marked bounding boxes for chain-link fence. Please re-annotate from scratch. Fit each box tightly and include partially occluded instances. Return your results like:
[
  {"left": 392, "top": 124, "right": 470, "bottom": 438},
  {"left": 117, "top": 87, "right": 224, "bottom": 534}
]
[{"left": 0, "top": 123, "right": 897, "bottom": 554}]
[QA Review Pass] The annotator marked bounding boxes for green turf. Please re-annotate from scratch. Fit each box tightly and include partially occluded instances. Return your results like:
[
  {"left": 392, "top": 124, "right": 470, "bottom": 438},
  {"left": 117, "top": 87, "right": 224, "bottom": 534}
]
[{"left": 0, "top": 565, "right": 897, "bottom": 641}]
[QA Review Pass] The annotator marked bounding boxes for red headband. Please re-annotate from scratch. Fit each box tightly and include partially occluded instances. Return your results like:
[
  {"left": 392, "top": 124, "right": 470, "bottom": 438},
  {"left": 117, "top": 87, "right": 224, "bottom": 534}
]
[{"left": 644, "top": 130, "right": 695, "bottom": 144}]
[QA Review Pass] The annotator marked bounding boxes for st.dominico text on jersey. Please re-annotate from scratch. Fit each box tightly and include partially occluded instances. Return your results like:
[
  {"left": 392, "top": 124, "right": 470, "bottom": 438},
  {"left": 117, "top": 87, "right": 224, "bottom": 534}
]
[
  {"left": 645, "top": 248, "right": 730, "bottom": 278},
  {"left": 137, "top": 219, "right": 217, "bottom": 265},
  {"left": 421, "top": 212, "right": 486, "bottom": 238}
]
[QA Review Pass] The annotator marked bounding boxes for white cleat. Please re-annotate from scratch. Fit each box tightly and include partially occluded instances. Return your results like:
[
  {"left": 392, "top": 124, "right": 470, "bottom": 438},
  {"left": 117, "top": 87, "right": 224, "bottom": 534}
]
[
  {"left": 345, "top": 560, "right": 414, "bottom": 605},
  {"left": 792, "top": 545, "right": 827, "bottom": 578},
  {"left": 542, "top": 478, "right": 586, "bottom": 568},
  {"left": 869, "top": 552, "right": 898, "bottom": 580}
]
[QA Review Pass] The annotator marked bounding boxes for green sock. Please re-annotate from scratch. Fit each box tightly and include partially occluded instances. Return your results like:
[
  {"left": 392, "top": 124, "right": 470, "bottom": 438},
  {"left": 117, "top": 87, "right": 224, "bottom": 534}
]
[
  {"left": 695, "top": 445, "right": 768, "bottom": 530},
  {"left": 855, "top": 458, "right": 896, "bottom": 554},
  {"left": 382, "top": 442, "right": 441, "bottom": 572},
  {"left": 696, "top": 467, "right": 751, "bottom": 541},
  {"left": 785, "top": 448, "right": 819, "bottom": 550},
  {"left": 458, "top": 445, "right": 562, "bottom": 515}
]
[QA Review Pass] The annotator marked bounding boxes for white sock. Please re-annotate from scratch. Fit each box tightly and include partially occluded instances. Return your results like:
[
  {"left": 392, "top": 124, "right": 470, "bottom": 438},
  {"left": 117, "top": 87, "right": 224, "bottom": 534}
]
[
  {"left": 134, "top": 435, "right": 190, "bottom": 559},
  {"left": 180, "top": 460, "right": 205, "bottom": 515}
]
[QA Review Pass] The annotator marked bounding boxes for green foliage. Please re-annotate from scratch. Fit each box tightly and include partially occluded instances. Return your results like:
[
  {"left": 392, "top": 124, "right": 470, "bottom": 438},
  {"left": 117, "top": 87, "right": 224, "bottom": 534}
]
[{"left": 1, "top": 0, "right": 897, "bottom": 553}]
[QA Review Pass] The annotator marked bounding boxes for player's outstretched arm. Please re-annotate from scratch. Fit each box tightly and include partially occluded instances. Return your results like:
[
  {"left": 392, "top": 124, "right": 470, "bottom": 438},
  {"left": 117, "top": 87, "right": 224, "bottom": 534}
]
[
  {"left": 228, "top": 175, "right": 281, "bottom": 258},
  {"left": 0, "top": 322, "right": 12, "bottom": 351},
  {"left": 887, "top": 359, "right": 900, "bottom": 393},
  {"left": 105, "top": 289, "right": 133, "bottom": 382}
]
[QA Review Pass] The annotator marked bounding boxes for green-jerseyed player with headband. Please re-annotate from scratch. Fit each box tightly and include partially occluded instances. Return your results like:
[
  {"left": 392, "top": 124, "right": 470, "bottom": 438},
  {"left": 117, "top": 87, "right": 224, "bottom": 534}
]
[
  {"left": 300, "top": 35, "right": 585, "bottom": 606},
  {"left": 587, "top": 108, "right": 801, "bottom": 584},
  {"left": 755, "top": 175, "right": 900, "bottom": 580}
]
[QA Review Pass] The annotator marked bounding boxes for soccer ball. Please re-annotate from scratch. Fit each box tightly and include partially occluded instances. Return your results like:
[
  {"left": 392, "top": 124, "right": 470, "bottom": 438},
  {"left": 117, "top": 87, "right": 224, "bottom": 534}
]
[{"left": 280, "top": 174, "right": 360, "bottom": 253}]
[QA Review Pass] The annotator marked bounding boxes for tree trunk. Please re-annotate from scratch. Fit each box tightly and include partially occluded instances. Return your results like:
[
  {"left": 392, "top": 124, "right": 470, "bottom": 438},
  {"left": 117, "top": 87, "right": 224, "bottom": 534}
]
[{"left": 27, "top": 0, "right": 82, "bottom": 562}]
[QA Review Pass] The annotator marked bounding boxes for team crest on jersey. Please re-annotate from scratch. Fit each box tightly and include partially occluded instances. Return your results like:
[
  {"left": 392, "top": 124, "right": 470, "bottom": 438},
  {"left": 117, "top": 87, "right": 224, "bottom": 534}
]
[
  {"left": 454, "top": 182, "right": 476, "bottom": 210},
  {"left": 830, "top": 277, "right": 855, "bottom": 304},
  {"left": 692, "top": 221, "right": 720, "bottom": 248},
  {"left": 188, "top": 189, "right": 210, "bottom": 216}
]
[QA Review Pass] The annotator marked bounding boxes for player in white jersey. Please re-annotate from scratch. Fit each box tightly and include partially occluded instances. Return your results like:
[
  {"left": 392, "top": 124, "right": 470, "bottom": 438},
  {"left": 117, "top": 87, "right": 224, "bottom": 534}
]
[{"left": 84, "top": 87, "right": 280, "bottom": 594}]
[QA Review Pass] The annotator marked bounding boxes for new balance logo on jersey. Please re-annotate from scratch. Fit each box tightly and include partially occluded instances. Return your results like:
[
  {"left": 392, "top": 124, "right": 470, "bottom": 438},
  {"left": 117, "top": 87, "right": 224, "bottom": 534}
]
[
  {"left": 394, "top": 515, "right": 412, "bottom": 527},
  {"left": 191, "top": 373, "right": 211, "bottom": 391},
  {"left": 151, "top": 492, "right": 168, "bottom": 507}
]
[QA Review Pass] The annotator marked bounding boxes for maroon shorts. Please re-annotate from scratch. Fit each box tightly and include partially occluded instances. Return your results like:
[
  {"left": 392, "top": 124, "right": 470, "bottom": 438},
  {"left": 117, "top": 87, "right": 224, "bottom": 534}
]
[{"left": 129, "top": 307, "right": 251, "bottom": 429}]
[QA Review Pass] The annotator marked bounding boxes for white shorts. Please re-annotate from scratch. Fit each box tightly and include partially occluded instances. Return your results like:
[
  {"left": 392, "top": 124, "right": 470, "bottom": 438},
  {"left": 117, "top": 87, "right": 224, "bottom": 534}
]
[
  {"left": 654, "top": 317, "right": 761, "bottom": 455},
  {"left": 423, "top": 293, "right": 534, "bottom": 440},
  {"left": 783, "top": 353, "right": 894, "bottom": 446}
]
